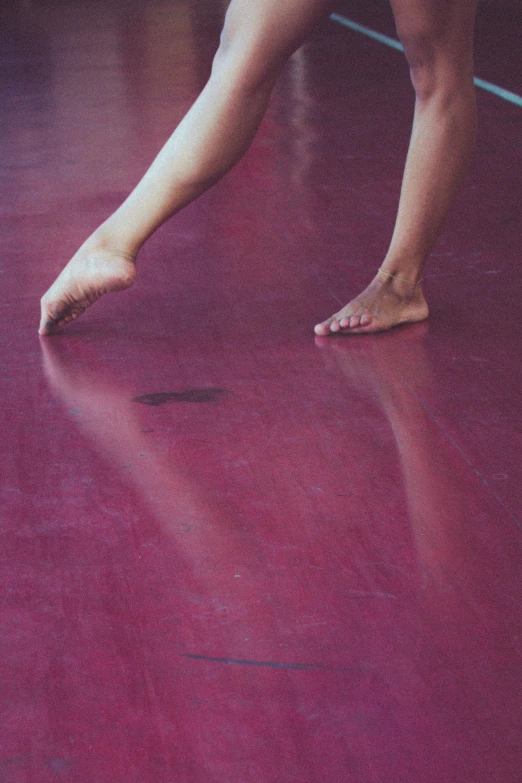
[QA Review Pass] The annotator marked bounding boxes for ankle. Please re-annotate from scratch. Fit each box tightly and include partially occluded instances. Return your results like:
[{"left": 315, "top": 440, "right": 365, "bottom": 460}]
[
  {"left": 377, "top": 266, "right": 423, "bottom": 286},
  {"left": 88, "top": 221, "right": 141, "bottom": 260},
  {"left": 374, "top": 269, "right": 424, "bottom": 299}
]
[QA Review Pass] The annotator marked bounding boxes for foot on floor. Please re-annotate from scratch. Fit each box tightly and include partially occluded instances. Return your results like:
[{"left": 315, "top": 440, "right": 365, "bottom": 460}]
[
  {"left": 314, "top": 273, "right": 429, "bottom": 336},
  {"left": 39, "top": 241, "right": 136, "bottom": 335}
]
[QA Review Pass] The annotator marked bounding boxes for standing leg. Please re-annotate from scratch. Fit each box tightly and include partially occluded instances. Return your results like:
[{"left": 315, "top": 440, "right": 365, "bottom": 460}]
[
  {"left": 39, "top": 0, "right": 334, "bottom": 335},
  {"left": 315, "top": 0, "right": 478, "bottom": 335}
]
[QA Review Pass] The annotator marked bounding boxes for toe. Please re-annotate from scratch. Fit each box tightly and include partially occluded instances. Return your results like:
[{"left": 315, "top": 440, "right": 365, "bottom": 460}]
[
  {"left": 39, "top": 319, "right": 56, "bottom": 336},
  {"left": 314, "top": 322, "right": 331, "bottom": 336},
  {"left": 39, "top": 303, "right": 54, "bottom": 335},
  {"left": 315, "top": 307, "right": 375, "bottom": 336}
]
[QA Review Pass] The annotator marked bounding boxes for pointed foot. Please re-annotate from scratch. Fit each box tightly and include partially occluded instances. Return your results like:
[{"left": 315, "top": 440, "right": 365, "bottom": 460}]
[{"left": 39, "top": 248, "right": 136, "bottom": 335}]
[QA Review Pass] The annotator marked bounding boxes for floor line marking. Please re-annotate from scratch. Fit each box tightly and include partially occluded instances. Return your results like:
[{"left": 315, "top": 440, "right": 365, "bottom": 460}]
[{"left": 329, "top": 13, "right": 522, "bottom": 108}]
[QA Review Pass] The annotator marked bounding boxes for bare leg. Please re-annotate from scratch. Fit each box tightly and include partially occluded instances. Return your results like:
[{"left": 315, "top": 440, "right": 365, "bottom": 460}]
[
  {"left": 39, "top": 0, "right": 333, "bottom": 335},
  {"left": 315, "top": 0, "right": 478, "bottom": 335}
]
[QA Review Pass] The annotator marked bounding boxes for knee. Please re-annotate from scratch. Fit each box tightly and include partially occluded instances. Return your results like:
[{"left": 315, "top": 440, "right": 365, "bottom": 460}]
[
  {"left": 213, "top": 11, "right": 237, "bottom": 65},
  {"left": 210, "top": 13, "right": 281, "bottom": 95},
  {"left": 403, "top": 33, "right": 439, "bottom": 101},
  {"left": 398, "top": 26, "right": 473, "bottom": 102},
  {"left": 211, "top": 21, "right": 242, "bottom": 78}
]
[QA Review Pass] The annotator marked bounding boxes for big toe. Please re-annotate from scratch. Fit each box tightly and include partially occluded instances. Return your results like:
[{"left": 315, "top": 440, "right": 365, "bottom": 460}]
[
  {"left": 39, "top": 321, "right": 54, "bottom": 336},
  {"left": 314, "top": 321, "right": 332, "bottom": 336},
  {"left": 39, "top": 313, "right": 56, "bottom": 336},
  {"left": 39, "top": 297, "right": 61, "bottom": 335}
]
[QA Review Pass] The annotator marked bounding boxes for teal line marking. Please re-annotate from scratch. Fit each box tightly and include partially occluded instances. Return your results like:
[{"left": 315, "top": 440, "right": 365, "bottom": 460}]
[
  {"left": 473, "top": 77, "right": 522, "bottom": 107},
  {"left": 330, "top": 13, "right": 522, "bottom": 108},
  {"left": 330, "top": 13, "right": 404, "bottom": 51}
]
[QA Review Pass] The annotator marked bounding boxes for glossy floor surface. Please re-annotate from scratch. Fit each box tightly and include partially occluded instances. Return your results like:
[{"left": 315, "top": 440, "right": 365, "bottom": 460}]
[{"left": 1, "top": 1, "right": 521, "bottom": 781}]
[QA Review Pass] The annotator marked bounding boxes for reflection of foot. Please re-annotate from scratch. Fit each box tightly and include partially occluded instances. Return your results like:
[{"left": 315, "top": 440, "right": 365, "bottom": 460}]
[
  {"left": 39, "top": 336, "right": 123, "bottom": 400},
  {"left": 39, "top": 239, "right": 136, "bottom": 335},
  {"left": 314, "top": 274, "right": 429, "bottom": 336},
  {"left": 315, "top": 321, "right": 432, "bottom": 401}
]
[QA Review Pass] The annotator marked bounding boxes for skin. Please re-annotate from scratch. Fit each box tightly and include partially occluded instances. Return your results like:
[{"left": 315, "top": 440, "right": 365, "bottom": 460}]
[{"left": 39, "top": 0, "right": 478, "bottom": 337}]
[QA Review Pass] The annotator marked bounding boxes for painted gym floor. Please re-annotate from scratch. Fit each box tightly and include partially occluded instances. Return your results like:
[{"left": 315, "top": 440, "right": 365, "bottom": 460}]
[{"left": 1, "top": 1, "right": 521, "bottom": 780}]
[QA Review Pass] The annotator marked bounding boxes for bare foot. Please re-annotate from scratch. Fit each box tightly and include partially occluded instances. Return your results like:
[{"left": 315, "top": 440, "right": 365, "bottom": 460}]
[
  {"left": 39, "top": 241, "right": 136, "bottom": 335},
  {"left": 314, "top": 273, "right": 429, "bottom": 336}
]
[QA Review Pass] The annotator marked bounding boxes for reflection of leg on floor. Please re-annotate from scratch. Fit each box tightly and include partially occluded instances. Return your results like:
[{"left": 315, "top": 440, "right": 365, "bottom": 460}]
[
  {"left": 40, "top": 338, "right": 223, "bottom": 542},
  {"left": 40, "top": 337, "right": 329, "bottom": 768},
  {"left": 316, "top": 324, "right": 468, "bottom": 579}
]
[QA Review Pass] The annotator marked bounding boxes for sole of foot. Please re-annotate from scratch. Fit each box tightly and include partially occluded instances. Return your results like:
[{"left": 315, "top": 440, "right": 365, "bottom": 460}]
[{"left": 39, "top": 249, "right": 136, "bottom": 336}]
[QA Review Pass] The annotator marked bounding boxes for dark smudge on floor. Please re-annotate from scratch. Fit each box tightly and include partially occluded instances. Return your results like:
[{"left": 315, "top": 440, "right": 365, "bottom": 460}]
[{"left": 132, "top": 388, "right": 230, "bottom": 406}]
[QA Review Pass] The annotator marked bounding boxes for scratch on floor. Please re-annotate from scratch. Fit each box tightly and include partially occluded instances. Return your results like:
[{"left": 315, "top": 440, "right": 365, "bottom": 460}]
[{"left": 181, "top": 654, "right": 365, "bottom": 672}]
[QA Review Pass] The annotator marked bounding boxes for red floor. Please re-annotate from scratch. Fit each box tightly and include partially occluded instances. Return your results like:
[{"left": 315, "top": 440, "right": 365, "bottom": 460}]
[{"left": 1, "top": 1, "right": 521, "bottom": 781}]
